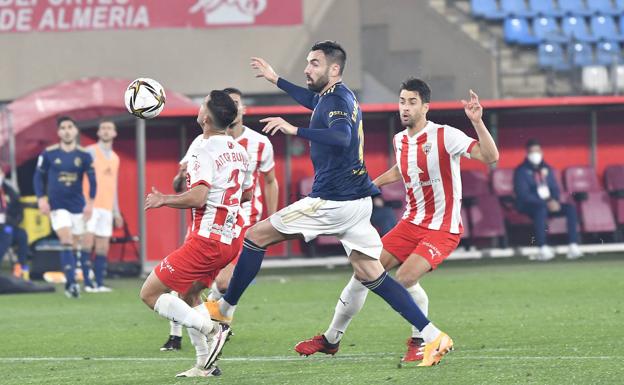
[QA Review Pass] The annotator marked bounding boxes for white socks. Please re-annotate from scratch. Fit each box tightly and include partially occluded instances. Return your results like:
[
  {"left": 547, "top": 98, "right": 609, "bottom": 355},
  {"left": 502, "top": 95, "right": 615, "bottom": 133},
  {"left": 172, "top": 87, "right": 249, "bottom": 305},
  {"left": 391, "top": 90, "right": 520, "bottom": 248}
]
[
  {"left": 323, "top": 276, "right": 369, "bottom": 344},
  {"left": 407, "top": 283, "right": 429, "bottom": 339},
  {"left": 421, "top": 323, "right": 441, "bottom": 343},
  {"left": 218, "top": 298, "right": 236, "bottom": 318},
  {"left": 154, "top": 293, "right": 214, "bottom": 336},
  {"left": 186, "top": 304, "right": 211, "bottom": 367},
  {"left": 170, "top": 321, "right": 182, "bottom": 337},
  {"left": 208, "top": 281, "right": 224, "bottom": 301}
]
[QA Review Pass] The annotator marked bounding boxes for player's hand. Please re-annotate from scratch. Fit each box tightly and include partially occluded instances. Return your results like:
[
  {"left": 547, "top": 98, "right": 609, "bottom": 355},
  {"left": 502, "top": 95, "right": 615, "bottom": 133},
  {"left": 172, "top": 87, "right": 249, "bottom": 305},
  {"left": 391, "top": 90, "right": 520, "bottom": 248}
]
[
  {"left": 145, "top": 187, "right": 166, "bottom": 210},
  {"left": 37, "top": 197, "right": 50, "bottom": 215},
  {"left": 461, "top": 89, "right": 483, "bottom": 123},
  {"left": 251, "top": 57, "right": 279, "bottom": 85},
  {"left": 547, "top": 199, "right": 561, "bottom": 213},
  {"left": 114, "top": 213, "right": 124, "bottom": 228},
  {"left": 260, "top": 117, "right": 298, "bottom": 136},
  {"left": 83, "top": 201, "right": 94, "bottom": 221}
]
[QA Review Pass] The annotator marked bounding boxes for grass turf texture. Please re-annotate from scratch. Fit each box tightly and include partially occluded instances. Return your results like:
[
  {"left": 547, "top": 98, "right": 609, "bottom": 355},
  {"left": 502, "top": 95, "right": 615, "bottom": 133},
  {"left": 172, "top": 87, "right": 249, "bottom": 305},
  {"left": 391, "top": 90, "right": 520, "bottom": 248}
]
[{"left": 1, "top": 258, "right": 623, "bottom": 384}]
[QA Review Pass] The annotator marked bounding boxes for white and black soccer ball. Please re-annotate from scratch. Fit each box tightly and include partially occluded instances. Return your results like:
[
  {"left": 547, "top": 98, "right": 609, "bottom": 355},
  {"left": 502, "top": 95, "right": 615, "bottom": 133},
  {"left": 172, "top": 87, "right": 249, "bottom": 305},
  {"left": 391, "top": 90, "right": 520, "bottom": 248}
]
[{"left": 124, "top": 78, "right": 166, "bottom": 119}]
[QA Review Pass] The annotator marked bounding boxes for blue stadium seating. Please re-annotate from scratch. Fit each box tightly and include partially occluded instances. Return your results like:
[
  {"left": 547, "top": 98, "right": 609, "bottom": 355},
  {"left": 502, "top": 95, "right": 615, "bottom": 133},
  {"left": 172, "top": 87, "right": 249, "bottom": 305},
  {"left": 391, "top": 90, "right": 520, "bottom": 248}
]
[
  {"left": 472, "top": 0, "right": 506, "bottom": 19},
  {"left": 538, "top": 42, "right": 571, "bottom": 70},
  {"left": 558, "top": 0, "right": 593, "bottom": 16},
  {"left": 617, "top": 0, "right": 624, "bottom": 11},
  {"left": 596, "top": 41, "right": 622, "bottom": 65},
  {"left": 587, "top": 0, "right": 620, "bottom": 16},
  {"left": 504, "top": 17, "right": 539, "bottom": 44},
  {"left": 533, "top": 16, "right": 567, "bottom": 42},
  {"left": 528, "top": 0, "right": 563, "bottom": 17},
  {"left": 590, "top": 15, "right": 619, "bottom": 41},
  {"left": 572, "top": 42, "right": 594, "bottom": 66},
  {"left": 562, "top": 15, "right": 597, "bottom": 42},
  {"left": 501, "top": 0, "right": 535, "bottom": 17}
]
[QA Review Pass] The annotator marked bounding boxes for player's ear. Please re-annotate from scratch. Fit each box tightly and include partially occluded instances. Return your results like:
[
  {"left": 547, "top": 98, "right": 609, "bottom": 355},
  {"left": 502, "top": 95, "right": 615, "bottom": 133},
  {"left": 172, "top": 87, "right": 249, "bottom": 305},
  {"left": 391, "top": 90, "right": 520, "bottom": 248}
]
[
  {"left": 423, "top": 102, "right": 430, "bottom": 114},
  {"left": 330, "top": 63, "right": 340, "bottom": 77}
]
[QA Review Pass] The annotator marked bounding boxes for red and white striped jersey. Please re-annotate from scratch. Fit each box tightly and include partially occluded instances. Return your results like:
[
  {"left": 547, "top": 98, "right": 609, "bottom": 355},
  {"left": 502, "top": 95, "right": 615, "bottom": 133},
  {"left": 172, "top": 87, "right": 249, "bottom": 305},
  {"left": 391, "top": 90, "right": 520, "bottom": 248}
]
[
  {"left": 234, "top": 127, "right": 275, "bottom": 227},
  {"left": 185, "top": 135, "right": 253, "bottom": 244},
  {"left": 393, "top": 121, "right": 477, "bottom": 234}
]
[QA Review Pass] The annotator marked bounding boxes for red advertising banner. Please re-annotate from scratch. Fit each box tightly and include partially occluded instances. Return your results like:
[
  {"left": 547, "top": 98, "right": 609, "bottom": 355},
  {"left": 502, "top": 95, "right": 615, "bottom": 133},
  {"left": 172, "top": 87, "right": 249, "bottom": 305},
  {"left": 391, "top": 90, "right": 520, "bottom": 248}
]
[{"left": 0, "top": 0, "right": 302, "bottom": 33}]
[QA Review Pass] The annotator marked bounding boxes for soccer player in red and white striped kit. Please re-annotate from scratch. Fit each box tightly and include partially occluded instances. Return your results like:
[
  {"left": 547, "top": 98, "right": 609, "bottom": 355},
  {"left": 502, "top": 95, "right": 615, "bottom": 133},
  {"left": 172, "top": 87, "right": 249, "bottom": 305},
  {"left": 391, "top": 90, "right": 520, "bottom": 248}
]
[{"left": 295, "top": 78, "right": 499, "bottom": 365}]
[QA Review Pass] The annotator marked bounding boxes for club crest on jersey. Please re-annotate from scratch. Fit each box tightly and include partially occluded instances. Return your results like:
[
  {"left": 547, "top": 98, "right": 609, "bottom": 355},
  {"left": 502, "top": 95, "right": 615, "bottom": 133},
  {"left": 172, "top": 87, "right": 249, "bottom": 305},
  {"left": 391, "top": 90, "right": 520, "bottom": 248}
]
[
  {"left": 228, "top": 142, "right": 234, "bottom": 149},
  {"left": 422, "top": 142, "right": 432, "bottom": 155},
  {"left": 54, "top": 158, "right": 62, "bottom": 165},
  {"left": 74, "top": 157, "right": 82, "bottom": 167}
]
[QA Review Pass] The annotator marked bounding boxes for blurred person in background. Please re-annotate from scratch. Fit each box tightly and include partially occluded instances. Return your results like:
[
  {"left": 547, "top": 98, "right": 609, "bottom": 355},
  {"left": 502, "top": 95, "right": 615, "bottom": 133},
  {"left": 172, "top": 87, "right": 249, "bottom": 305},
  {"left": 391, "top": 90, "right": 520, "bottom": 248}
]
[
  {"left": 514, "top": 139, "right": 583, "bottom": 261},
  {"left": 371, "top": 195, "right": 398, "bottom": 236},
  {"left": 82, "top": 120, "right": 123, "bottom": 293},
  {"left": 0, "top": 166, "right": 30, "bottom": 280},
  {"left": 34, "top": 116, "right": 96, "bottom": 299}
]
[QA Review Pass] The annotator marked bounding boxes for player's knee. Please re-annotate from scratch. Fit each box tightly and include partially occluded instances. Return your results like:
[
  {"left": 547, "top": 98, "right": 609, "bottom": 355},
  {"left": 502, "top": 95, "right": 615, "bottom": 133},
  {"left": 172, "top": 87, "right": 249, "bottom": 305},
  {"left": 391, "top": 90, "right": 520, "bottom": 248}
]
[
  {"left": 395, "top": 271, "right": 418, "bottom": 288},
  {"left": 244, "top": 221, "right": 272, "bottom": 248},
  {"left": 139, "top": 287, "right": 155, "bottom": 309}
]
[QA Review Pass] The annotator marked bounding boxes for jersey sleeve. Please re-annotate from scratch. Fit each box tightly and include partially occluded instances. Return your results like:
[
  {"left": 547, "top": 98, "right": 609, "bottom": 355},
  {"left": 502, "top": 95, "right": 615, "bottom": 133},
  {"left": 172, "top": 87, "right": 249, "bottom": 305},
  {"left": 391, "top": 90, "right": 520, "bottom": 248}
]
[
  {"left": 242, "top": 161, "right": 254, "bottom": 193},
  {"left": 444, "top": 126, "right": 478, "bottom": 158},
  {"left": 83, "top": 152, "right": 97, "bottom": 199},
  {"left": 258, "top": 138, "right": 275, "bottom": 173},
  {"left": 324, "top": 95, "right": 353, "bottom": 130},
  {"left": 33, "top": 151, "right": 50, "bottom": 198},
  {"left": 180, "top": 135, "right": 201, "bottom": 165},
  {"left": 188, "top": 150, "right": 215, "bottom": 189}
]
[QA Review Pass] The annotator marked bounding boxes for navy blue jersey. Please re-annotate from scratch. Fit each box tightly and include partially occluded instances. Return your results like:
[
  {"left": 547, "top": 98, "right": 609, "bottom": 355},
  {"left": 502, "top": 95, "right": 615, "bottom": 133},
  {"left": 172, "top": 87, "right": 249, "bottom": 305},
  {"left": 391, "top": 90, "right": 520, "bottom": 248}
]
[
  {"left": 33, "top": 144, "right": 96, "bottom": 213},
  {"left": 278, "top": 79, "right": 379, "bottom": 201}
]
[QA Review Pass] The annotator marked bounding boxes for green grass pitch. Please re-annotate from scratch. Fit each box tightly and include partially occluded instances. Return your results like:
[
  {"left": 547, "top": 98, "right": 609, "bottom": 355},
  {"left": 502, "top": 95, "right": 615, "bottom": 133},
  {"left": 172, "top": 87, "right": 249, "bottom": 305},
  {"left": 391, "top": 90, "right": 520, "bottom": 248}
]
[{"left": 2, "top": 258, "right": 623, "bottom": 384}]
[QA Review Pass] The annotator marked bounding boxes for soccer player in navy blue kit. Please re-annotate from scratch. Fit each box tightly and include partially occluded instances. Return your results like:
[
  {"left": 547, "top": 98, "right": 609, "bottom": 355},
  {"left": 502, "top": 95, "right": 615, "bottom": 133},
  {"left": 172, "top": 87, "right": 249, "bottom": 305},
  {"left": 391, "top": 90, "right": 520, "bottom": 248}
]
[
  {"left": 206, "top": 41, "right": 454, "bottom": 366},
  {"left": 34, "top": 116, "right": 97, "bottom": 298}
]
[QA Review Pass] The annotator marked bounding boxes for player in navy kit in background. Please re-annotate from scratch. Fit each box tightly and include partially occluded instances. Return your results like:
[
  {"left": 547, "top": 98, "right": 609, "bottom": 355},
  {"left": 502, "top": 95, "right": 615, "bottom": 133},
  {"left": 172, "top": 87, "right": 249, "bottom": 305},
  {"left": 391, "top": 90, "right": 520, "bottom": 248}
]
[
  {"left": 34, "top": 116, "right": 97, "bottom": 298},
  {"left": 205, "top": 41, "right": 454, "bottom": 366}
]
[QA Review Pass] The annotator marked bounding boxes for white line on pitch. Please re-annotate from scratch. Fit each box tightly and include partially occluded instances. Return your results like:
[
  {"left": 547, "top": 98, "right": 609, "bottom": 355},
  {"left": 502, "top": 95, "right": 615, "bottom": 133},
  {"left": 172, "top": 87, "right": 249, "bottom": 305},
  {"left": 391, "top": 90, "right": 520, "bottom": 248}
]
[{"left": 0, "top": 355, "right": 620, "bottom": 363}]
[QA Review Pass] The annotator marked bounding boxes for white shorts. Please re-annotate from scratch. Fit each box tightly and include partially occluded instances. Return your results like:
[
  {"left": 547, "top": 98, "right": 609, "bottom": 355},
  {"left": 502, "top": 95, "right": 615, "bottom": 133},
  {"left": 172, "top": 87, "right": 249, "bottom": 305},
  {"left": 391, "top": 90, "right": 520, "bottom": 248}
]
[
  {"left": 270, "top": 196, "right": 382, "bottom": 259},
  {"left": 86, "top": 208, "right": 113, "bottom": 237},
  {"left": 50, "top": 209, "right": 85, "bottom": 235}
]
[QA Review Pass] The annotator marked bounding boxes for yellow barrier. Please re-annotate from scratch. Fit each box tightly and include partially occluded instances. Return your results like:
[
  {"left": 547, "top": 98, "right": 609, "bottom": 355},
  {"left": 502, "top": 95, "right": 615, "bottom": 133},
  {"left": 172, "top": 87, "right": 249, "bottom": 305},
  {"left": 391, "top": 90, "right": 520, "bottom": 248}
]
[{"left": 19, "top": 196, "right": 52, "bottom": 245}]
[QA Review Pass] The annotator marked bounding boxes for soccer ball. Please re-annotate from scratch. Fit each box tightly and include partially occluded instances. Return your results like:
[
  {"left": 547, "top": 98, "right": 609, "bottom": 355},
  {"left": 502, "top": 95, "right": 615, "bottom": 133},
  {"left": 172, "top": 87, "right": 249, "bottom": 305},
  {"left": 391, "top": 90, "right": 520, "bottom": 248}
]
[{"left": 124, "top": 78, "right": 166, "bottom": 119}]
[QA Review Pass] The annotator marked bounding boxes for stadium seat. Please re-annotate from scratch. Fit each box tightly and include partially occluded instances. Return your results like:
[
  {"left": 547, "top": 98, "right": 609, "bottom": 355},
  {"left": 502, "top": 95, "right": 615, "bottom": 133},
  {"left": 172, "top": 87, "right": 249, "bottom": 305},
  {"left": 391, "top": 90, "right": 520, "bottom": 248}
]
[
  {"left": 572, "top": 42, "right": 594, "bottom": 66},
  {"left": 578, "top": 191, "right": 617, "bottom": 233},
  {"left": 558, "top": 0, "right": 593, "bottom": 16},
  {"left": 538, "top": 42, "right": 571, "bottom": 70},
  {"left": 563, "top": 166, "right": 602, "bottom": 197},
  {"left": 582, "top": 65, "right": 612, "bottom": 93},
  {"left": 491, "top": 168, "right": 531, "bottom": 226},
  {"left": 501, "top": 0, "right": 535, "bottom": 17},
  {"left": 471, "top": 0, "right": 506, "bottom": 19},
  {"left": 381, "top": 181, "right": 406, "bottom": 221},
  {"left": 561, "top": 16, "right": 596, "bottom": 42},
  {"left": 533, "top": 16, "right": 567, "bottom": 42},
  {"left": 461, "top": 170, "right": 490, "bottom": 198},
  {"left": 468, "top": 194, "right": 507, "bottom": 242},
  {"left": 596, "top": 41, "right": 622, "bottom": 65},
  {"left": 589, "top": 15, "right": 618, "bottom": 41},
  {"left": 604, "top": 164, "right": 624, "bottom": 226},
  {"left": 504, "top": 17, "right": 539, "bottom": 44},
  {"left": 461, "top": 208, "right": 470, "bottom": 239},
  {"left": 528, "top": 0, "right": 563, "bottom": 17},
  {"left": 587, "top": 0, "right": 620, "bottom": 15},
  {"left": 618, "top": 0, "right": 624, "bottom": 11}
]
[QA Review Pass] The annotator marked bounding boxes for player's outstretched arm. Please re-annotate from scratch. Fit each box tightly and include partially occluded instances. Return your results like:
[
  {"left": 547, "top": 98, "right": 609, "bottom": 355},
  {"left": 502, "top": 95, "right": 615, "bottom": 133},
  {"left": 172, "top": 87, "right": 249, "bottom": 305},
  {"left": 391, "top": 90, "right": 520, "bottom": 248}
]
[
  {"left": 251, "top": 57, "right": 316, "bottom": 110},
  {"left": 373, "top": 164, "right": 402, "bottom": 188},
  {"left": 33, "top": 153, "right": 50, "bottom": 215},
  {"left": 461, "top": 90, "right": 499, "bottom": 164},
  {"left": 144, "top": 185, "right": 209, "bottom": 210}
]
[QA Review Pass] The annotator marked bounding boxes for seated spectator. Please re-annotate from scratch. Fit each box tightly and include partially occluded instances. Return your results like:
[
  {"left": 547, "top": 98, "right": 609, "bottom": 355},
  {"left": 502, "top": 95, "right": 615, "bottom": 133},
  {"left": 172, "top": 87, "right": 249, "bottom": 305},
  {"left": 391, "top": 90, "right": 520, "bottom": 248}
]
[
  {"left": 371, "top": 196, "right": 397, "bottom": 236},
  {"left": 513, "top": 139, "right": 583, "bottom": 261},
  {"left": 0, "top": 167, "right": 30, "bottom": 280}
]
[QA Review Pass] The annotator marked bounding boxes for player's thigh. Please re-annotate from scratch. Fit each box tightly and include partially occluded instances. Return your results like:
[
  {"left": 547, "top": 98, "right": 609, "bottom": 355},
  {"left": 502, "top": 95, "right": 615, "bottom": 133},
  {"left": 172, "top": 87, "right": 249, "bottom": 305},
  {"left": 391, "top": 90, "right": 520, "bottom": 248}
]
[
  {"left": 246, "top": 217, "right": 297, "bottom": 248},
  {"left": 55, "top": 227, "right": 73, "bottom": 244},
  {"left": 140, "top": 270, "right": 170, "bottom": 308},
  {"left": 94, "top": 236, "right": 111, "bottom": 255},
  {"left": 349, "top": 249, "right": 385, "bottom": 282},
  {"left": 50, "top": 210, "right": 73, "bottom": 243},
  {"left": 394, "top": 254, "right": 432, "bottom": 287},
  {"left": 180, "top": 281, "right": 206, "bottom": 307},
  {"left": 82, "top": 232, "right": 95, "bottom": 250},
  {"left": 339, "top": 197, "right": 383, "bottom": 260},
  {"left": 215, "top": 262, "right": 235, "bottom": 291},
  {"left": 380, "top": 248, "right": 402, "bottom": 271},
  {"left": 70, "top": 213, "right": 86, "bottom": 237}
]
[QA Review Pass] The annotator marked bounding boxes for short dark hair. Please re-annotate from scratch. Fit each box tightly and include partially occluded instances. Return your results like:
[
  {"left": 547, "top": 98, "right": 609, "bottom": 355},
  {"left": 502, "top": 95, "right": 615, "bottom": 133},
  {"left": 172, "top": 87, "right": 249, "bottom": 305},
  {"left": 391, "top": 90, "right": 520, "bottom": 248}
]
[
  {"left": 57, "top": 116, "right": 76, "bottom": 127},
  {"left": 207, "top": 90, "right": 238, "bottom": 130},
  {"left": 310, "top": 40, "right": 347, "bottom": 75},
  {"left": 400, "top": 78, "right": 431, "bottom": 103},
  {"left": 98, "top": 119, "right": 116, "bottom": 128},
  {"left": 222, "top": 87, "right": 243, "bottom": 97},
  {"left": 526, "top": 139, "right": 541, "bottom": 149}
]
